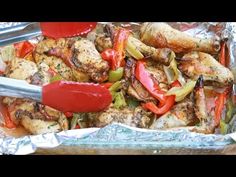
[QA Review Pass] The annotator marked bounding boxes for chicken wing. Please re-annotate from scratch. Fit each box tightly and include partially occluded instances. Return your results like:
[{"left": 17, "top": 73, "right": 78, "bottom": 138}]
[
  {"left": 150, "top": 76, "right": 218, "bottom": 134},
  {"left": 140, "top": 22, "right": 220, "bottom": 54},
  {"left": 178, "top": 51, "right": 234, "bottom": 87},
  {"left": 104, "top": 24, "right": 174, "bottom": 65},
  {"left": 191, "top": 75, "right": 215, "bottom": 134},
  {"left": 72, "top": 39, "right": 109, "bottom": 82}
]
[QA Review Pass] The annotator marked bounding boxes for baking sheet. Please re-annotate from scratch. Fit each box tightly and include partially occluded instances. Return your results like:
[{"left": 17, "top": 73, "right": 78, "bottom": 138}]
[{"left": 1, "top": 22, "right": 236, "bottom": 155}]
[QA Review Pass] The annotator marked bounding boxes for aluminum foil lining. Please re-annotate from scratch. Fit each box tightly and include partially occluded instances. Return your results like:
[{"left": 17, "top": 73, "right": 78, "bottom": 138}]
[
  {"left": 1, "top": 123, "right": 235, "bottom": 155},
  {"left": 1, "top": 22, "right": 236, "bottom": 155}
]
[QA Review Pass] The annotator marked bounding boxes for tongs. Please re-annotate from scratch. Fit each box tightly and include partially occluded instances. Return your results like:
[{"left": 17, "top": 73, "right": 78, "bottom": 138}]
[
  {"left": 0, "top": 22, "right": 97, "bottom": 46},
  {"left": 0, "top": 77, "right": 112, "bottom": 113}
]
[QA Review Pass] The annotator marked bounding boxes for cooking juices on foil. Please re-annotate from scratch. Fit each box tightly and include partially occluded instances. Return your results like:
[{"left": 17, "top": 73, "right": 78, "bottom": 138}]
[{"left": 0, "top": 22, "right": 236, "bottom": 155}]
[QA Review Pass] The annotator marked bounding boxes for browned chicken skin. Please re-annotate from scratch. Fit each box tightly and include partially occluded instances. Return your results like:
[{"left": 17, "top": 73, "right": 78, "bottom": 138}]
[
  {"left": 87, "top": 106, "right": 152, "bottom": 128},
  {"left": 150, "top": 99, "right": 198, "bottom": 130},
  {"left": 127, "top": 35, "right": 174, "bottom": 65},
  {"left": 2, "top": 50, "right": 69, "bottom": 135},
  {"left": 72, "top": 39, "right": 109, "bottom": 83},
  {"left": 151, "top": 76, "right": 216, "bottom": 134},
  {"left": 103, "top": 24, "right": 175, "bottom": 65},
  {"left": 140, "top": 22, "right": 220, "bottom": 54},
  {"left": 35, "top": 38, "right": 109, "bottom": 83},
  {"left": 191, "top": 76, "right": 215, "bottom": 134},
  {"left": 150, "top": 76, "right": 216, "bottom": 134},
  {"left": 124, "top": 58, "right": 168, "bottom": 102},
  {"left": 178, "top": 51, "right": 234, "bottom": 87},
  {"left": 95, "top": 33, "right": 113, "bottom": 52},
  {"left": 124, "top": 58, "right": 155, "bottom": 102}
]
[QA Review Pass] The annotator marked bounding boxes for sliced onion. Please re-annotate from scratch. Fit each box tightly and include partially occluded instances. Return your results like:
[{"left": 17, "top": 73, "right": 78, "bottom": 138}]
[
  {"left": 163, "top": 65, "right": 175, "bottom": 84},
  {"left": 177, "top": 69, "right": 186, "bottom": 86},
  {"left": 126, "top": 36, "right": 144, "bottom": 60},
  {"left": 163, "top": 57, "right": 186, "bottom": 85}
]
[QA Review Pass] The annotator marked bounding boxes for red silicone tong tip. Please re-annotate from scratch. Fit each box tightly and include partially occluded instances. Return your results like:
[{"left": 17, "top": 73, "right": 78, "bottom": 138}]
[
  {"left": 42, "top": 81, "right": 112, "bottom": 113},
  {"left": 40, "top": 22, "right": 97, "bottom": 39}
]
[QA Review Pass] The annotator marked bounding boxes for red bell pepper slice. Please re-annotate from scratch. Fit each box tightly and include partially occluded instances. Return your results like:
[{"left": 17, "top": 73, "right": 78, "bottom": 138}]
[
  {"left": 143, "top": 95, "right": 175, "bottom": 115},
  {"left": 101, "top": 28, "right": 130, "bottom": 70},
  {"left": 64, "top": 112, "right": 73, "bottom": 118},
  {"left": 47, "top": 48, "right": 75, "bottom": 68},
  {"left": 100, "top": 48, "right": 117, "bottom": 68},
  {"left": 0, "top": 99, "right": 16, "bottom": 129},
  {"left": 219, "top": 41, "right": 226, "bottom": 66},
  {"left": 14, "top": 41, "right": 35, "bottom": 58},
  {"left": 215, "top": 91, "right": 227, "bottom": 126},
  {"left": 113, "top": 28, "right": 129, "bottom": 69},
  {"left": 142, "top": 80, "right": 181, "bottom": 115},
  {"left": 75, "top": 125, "right": 80, "bottom": 129},
  {"left": 136, "top": 60, "right": 181, "bottom": 115},
  {"left": 135, "top": 60, "right": 166, "bottom": 106},
  {"left": 214, "top": 41, "right": 228, "bottom": 127}
]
